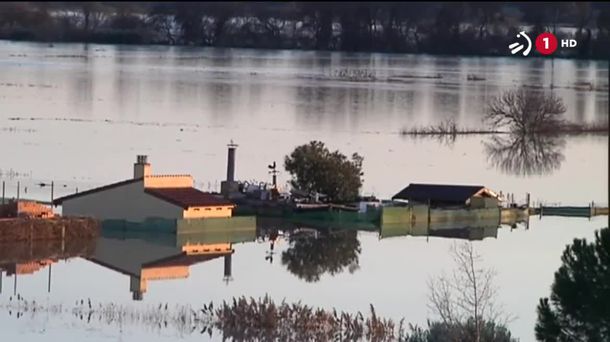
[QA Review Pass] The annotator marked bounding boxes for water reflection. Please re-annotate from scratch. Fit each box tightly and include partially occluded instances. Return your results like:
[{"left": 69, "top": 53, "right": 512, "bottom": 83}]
[
  {"left": 89, "top": 228, "right": 256, "bottom": 300},
  {"left": 379, "top": 220, "right": 507, "bottom": 241},
  {"left": 0, "top": 220, "right": 525, "bottom": 298},
  {"left": 484, "top": 133, "right": 566, "bottom": 176},
  {"left": 281, "top": 229, "right": 361, "bottom": 283},
  {"left": 0, "top": 238, "right": 96, "bottom": 294}
]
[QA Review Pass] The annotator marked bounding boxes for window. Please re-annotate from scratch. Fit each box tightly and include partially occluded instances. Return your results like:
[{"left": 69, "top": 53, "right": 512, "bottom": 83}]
[
  {"left": 216, "top": 207, "right": 223, "bottom": 210},
  {"left": 205, "top": 207, "right": 211, "bottom": 211}
]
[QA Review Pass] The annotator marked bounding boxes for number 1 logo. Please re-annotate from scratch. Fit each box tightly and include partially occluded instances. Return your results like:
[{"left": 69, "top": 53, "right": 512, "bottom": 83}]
[{"left": 535, "top": 33, "right": 558, "bottom": 55}]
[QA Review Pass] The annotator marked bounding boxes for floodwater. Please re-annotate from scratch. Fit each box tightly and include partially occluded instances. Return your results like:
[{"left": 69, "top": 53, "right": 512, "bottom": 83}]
[{"left": 0, "top": 41, "right": 608, "bottom": 341}]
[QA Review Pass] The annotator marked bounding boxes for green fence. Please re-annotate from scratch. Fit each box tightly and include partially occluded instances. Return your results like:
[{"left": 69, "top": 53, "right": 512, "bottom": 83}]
[
  {"left": 540, "top": 206, "right": 592, "bottom": 217},
  {"left": 101, "top": 216, "right": 257, "bottom": 235},
  {"left": 176, "top": 216, "right": 256, "bottom": 235}
]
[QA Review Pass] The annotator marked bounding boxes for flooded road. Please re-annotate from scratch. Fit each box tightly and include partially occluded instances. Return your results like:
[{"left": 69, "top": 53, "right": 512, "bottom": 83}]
[{"left": 0, "top": 41, "right": 608, "bottom": 341}]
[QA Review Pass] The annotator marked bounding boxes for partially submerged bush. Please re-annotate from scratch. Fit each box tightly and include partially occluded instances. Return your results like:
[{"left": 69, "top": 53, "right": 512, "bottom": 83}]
[{"left": 486, "top": 88, "right": 567, "bottom": 133}]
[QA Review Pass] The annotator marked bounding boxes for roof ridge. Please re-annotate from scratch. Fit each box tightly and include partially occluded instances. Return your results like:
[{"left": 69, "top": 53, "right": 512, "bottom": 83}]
[{"left": 52, "top": 178, "right": 143, "bottom": 204}]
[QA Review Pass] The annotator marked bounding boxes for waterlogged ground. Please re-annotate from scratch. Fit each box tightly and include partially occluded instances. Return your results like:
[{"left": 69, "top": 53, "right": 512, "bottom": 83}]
[
  {"left": 0, "top": 41, "right": 608, "bottom": 341},
  {"left": 0, "top": 217, "right": 607, "bottom": 342}
]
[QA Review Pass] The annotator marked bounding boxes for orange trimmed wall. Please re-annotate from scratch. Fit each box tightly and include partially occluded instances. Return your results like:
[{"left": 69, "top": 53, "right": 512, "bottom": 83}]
[{"left": 183, "top": 205, "right": 233, "bottom": 219}]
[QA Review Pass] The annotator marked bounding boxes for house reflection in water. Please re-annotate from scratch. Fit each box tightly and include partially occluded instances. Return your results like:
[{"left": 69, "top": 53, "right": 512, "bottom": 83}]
[
  {"left": 88, "top": 225, "right": 256, "bottom": 300},
  {"left": 0, "top": 238, "right": 97, "bottom": 294},
  {"left": 0, "top": 259, "right": 55, "bottom": 295},
  {"left": 379, "top": 219, "right": 506, "bottom": 241}
]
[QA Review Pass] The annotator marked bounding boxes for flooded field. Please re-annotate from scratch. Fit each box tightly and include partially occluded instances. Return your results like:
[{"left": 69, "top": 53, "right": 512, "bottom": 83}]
[{"left": 0, "top": 41, "right": 608, "bottom": 341}]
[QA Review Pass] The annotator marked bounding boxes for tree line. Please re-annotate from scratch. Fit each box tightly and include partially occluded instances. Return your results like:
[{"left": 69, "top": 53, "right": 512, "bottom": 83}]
[{"left": 1, "top": 2, "right": 609, "bottom": 58}]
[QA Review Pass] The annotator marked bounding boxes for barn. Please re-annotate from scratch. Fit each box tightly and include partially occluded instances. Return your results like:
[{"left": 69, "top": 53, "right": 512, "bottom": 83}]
[{"left": 392, "top": 183, "right": 501, "bottom": 208}]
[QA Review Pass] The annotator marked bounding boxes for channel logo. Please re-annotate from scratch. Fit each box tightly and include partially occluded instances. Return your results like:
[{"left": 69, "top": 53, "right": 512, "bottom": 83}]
[
  {"left": 509, "top": 31, "right": 578, "bottom": 56},
  {"left": 508, "top": 31, "right": 532, "bottom": 56}
]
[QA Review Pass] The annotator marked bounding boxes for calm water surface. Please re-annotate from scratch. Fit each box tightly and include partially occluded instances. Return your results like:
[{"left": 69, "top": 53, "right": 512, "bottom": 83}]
[{"left": 0, "top": 41, "right": 608, "bottom": 341}]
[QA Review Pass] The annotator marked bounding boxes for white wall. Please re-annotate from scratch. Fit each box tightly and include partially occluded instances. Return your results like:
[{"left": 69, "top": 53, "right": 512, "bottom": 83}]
[{"left": 61, "top": 180, "right": 183, "bottom": 222}]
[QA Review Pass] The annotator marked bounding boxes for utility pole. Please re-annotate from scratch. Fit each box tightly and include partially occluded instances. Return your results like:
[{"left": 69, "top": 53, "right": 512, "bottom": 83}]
[{"left": 48, "top": 265, "right": 52, "bottom": 293}]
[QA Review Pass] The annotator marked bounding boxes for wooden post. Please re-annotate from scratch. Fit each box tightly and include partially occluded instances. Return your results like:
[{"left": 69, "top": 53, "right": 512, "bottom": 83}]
[
  {"left": 17, "top": 181, "right": 20, "bottom": 202},
  {"left": 61, "top": 225, "right": 66, "bottom": 253},
  {"left": 1, "top": 181, "right": 4, "bottom": 205},
  {"left": 526, "top": 193, "right": 530, "bottom": 209},
  {"left": 539, "top": 202, "right": 543, "bottom": 220},
  {"left": 51, "top": 181, "right": 54, "bottom": 204}
]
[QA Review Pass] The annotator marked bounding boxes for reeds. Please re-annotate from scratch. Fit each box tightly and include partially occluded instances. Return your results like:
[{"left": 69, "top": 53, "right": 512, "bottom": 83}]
[
  {"left": 1, "top": 295, "right": 411, "bottom": 341},
  {"left": 331, "top": 68, "right": 376, "bottom": 82},
  {"left": 399, "top": 119, "right": 500, "bottom": 137},
  {"left": 555, "top": 122, "right": 608, "bottom": 135}
]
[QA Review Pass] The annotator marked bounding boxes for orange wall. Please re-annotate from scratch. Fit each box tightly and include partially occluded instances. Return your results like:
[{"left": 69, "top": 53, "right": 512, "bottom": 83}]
[
  {"left": 144, "top": 175, "right": 193, "bottom": 188},
  {"left": 182, "top": 243, "right": 233, "bottom": 255},
  {"left": 183, "top": 205, "right": 233, "bottom": 218}
]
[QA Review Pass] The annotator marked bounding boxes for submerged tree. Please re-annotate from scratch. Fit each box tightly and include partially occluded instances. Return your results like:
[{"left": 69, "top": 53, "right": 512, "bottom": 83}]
[
  {"left": 535, "top": 227, "right": 610, "bottom": 342},
  {"left": 486, "top": 87, "right": 567, "bottom": 133},
  {"left": 281, "top": 229, "right": 361, "bottom": 282},
  {"left": 284, "top": 141, "right": 364, "bottom": 203},
  {"left": 428, "top": 242, "right": 514, "bottom": 342}
]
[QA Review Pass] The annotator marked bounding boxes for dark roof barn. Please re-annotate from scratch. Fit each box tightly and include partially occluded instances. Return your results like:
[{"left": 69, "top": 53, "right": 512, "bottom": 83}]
[{"left": 392, "top": 183, "right": 487, "bottom": 205}]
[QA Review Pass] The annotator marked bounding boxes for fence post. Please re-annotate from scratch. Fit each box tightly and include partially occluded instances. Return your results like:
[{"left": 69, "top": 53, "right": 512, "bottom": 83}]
[
  {"left": 1, "top": 181, "right": 4, "bottom": 205},
  {"left": 17, "top": 181, "right": 20, "bottom": 202},
  {"left": 51, "top": 181, "right": 54, "bottom": 204}
]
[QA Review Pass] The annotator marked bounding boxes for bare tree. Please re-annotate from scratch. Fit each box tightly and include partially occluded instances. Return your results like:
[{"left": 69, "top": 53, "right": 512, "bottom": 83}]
[
  {"left": 486, "top": 87, "right": 567, "bottom": 133},
  {"left": 484, "top": 133, "right": 566, "bottom": 176},
  {"left": 428, "top": 242, "right": 512, "bottom": 342}
]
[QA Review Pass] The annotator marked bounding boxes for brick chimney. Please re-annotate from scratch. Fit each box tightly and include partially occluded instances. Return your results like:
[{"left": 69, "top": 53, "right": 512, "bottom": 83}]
[{"left": 134, "top": 155, "right": 151, "bottom": 179}]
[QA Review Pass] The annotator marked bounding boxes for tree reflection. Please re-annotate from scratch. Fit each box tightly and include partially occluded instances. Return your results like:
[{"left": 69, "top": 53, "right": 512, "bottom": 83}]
[
  {"left": 281, "top": 229, "right": 361, "bottom": 282},
  {"left": 483, "top": 133, "right": 565, "bottom": 176}
]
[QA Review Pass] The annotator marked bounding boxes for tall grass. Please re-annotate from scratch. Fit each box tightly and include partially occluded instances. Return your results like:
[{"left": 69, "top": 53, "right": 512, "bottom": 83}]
[{"left": 2, "top": 295, "right": 408, "bottom": 340}]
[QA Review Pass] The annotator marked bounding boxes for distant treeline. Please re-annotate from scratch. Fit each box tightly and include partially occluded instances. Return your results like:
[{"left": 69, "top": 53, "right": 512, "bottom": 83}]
[{"left": 1, "top": 2, "right": 609, "bottom": 58}]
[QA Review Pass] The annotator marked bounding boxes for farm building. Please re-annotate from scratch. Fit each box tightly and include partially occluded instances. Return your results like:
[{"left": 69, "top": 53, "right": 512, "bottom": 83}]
[
  {"left": 52, "top": 156, "right": 234, "bottom": 222},
  {"left": 392, "top": 183, "right": 501, "bottom": 208},
  {"left": 0, "top": 200, "right": 54, "bottom": 218}
]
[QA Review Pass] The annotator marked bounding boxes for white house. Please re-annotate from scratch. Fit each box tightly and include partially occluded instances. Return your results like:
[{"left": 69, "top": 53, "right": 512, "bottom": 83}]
[{"left": 53, "top": 156, "right": 234, "bottom": 222}]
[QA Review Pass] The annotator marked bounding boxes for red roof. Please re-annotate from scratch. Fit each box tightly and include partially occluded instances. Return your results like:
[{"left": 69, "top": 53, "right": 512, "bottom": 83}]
[{"left": 144, "top": 188, "right": 234, "bottom": 209}]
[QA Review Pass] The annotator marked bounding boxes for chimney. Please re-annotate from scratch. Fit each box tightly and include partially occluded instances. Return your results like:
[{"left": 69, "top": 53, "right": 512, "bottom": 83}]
[
  {"left": 134, "top": 155, "right": 151, "bottom": 179},
  {"left": 223, "top": 254, "right": 233, "bottom": 284},
  {"left": 226, "top": 141, "right": 238, "bottom": 182}
]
